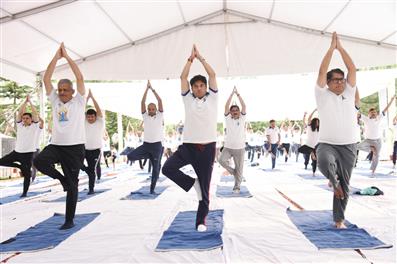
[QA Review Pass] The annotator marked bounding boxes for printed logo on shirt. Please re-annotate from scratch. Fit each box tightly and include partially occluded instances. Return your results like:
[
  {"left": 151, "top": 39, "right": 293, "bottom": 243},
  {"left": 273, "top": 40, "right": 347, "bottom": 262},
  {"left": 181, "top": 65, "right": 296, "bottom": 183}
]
[{"left": 57, "top": 105, "right": 69, "bottom": 122}]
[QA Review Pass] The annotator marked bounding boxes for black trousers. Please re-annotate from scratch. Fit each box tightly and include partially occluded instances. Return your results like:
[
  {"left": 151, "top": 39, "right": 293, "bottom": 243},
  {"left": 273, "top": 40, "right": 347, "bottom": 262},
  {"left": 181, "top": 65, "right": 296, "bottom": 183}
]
[
  {"left": 127, "top": 142, "right": 163, "bottom": 192},
  {"left": 82, "top": 149, "right": 101, "bottom": 191},
  {"left": 162, "top": 142, "right": 216, "bottom": 228},
  {"left": 34, "top": 144, "right": 85, "bottom": 222},
  {"left": 0, "top": 150, "right": 33, "bottom": 195}
]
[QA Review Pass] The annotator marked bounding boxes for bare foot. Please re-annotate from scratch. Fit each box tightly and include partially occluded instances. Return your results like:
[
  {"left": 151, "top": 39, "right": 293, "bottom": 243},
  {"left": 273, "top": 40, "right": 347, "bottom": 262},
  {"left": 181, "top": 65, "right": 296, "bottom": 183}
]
[{"left": 335, "top": 221, "right": 347, "bottom": 229}]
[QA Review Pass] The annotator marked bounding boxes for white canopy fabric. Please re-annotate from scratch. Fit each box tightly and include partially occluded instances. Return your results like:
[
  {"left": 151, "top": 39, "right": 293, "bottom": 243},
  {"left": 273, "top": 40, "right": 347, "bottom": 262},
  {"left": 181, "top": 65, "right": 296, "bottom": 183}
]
[{"left": 1, "top": 0, "right": 396, "bottom": 86}]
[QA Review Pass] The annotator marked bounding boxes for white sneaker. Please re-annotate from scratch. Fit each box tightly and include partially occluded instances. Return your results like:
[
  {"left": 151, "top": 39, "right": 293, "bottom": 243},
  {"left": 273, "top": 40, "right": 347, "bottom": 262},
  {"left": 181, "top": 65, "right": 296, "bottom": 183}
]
[
  {"left": 193, "top": 178, "right": 202, "bottom": 201},
  {"left": 197, "top": 224, "right": 207, "bottom": 232}
]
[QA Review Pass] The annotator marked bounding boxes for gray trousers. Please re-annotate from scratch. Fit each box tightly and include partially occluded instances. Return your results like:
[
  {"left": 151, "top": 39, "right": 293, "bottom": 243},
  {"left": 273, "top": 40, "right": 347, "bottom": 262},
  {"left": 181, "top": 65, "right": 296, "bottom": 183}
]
[
  {"left": 357, "top": 138, "right": 382, "bottom": 171},
  {"left": 219, "top": 147, "right": 245, "bottom": 190},
  {"left": 317, "top": 143, "right": 357, "bottom": 222}
]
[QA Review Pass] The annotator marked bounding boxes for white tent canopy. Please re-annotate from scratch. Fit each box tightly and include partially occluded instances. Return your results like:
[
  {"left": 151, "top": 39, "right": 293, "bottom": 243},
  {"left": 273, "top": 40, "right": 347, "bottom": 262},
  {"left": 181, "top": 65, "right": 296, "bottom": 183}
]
[
  {"left": 1, "top": 1, "right": 396, "bottom": 122},
  {"left": 1, "top": 0, "right": 396, "bottom": 85}
]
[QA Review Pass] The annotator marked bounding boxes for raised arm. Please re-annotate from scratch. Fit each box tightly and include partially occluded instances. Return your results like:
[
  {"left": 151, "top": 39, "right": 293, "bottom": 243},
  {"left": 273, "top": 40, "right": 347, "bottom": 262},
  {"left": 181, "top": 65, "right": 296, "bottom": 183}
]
[
  {"left": 180, "top": 46, "right": 195, "bottom": 94},
  {"left": 302, "top": 112, "right": 308, "bottom": 128},
  {"left": 308, "top": 109, "right": 317, "bottom": 124},
  {"left": 149, "top": 80, "right": 163, "bottom": 112},
  {"left": 61, "top": 43, "right": 85, "bottom": 96},
  {"left": 43, "top": 46, "right": 62, "bottom": 95},
  {"left": 224, "top": 89, "right": 234, "bottom": 115},
  {"left": 195, "top": 45, "right": 217, "bottom": 91},
  {"left": 38, "top": 116, "right": 44, "bottom": 129},
  {"left": 141, "top": 81, "right": 150, "bottom": 113},
  {"left": 355, "top": 86, "right": 360, "bottom": 109},
  {"left": 87, "top": 89, "right": 103, "bottom": 118},
  {"left": 16, "top": 96, "right": 29, "bottom": 122},
  {"left": 235, "top": 87, "right": 246, "bottom": 114},
  {"left": 382, "top": 95, "right": 396, "bottom": 114},
  {"left": 336, "top": 34, "right": 356, "bottom": 87},
  {"left": 317, "top": 32, "right": 337, "bottom": 88},
  {"left": 28, "top": 96, "right": 39, "bottom": 122}
]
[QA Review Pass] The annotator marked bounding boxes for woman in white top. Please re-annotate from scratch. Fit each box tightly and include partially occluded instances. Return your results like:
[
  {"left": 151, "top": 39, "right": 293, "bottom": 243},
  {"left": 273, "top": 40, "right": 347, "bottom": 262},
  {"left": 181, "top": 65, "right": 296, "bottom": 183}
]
[
  {"left": 299, "top": 109, "right": 320, "bottom": 176},
  {"left": 291, "top": 122, "right": 302, "bottom": 162},
  {"left": 280, "top": 121, "right": 293, "bottom": 162}
]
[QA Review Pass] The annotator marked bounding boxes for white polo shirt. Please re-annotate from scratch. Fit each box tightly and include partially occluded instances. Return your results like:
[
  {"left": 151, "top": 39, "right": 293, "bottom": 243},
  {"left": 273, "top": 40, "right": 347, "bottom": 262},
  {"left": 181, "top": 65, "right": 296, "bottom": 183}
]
[
  {"left": 49, "top": 90, "right": 86, "bottom": 146},
  {"left": 224, "top": 114, "right": 246, "bottom": 149},
  {"left": 182, "top": 89, "right": 218, "bottom": 144},
  {"left": 142, "top": 111, "right": 164, "bottom": 143},
  {"left": 315, "top": 83, "right": 357, "bottom": 145},
  {"left": 33, "top": 125, "right": 43, "bottom": 150},
  {"left": 280, "top": 129, "right": 291, "bottom": 144},
  {"left": 266, "top": 127, "right": 280, "bottom": 144},
  {"left": 306, "top": 128, "right": 320, "bottom": 149},
  {"left": 85, "top": 117, "right": 105, "bottom": 150},
  {"left": 15, "top": 122, "right": 41, "bottom": 153},
  {"left": 361, "top": 114, "right": 384, "bottom": 140}
]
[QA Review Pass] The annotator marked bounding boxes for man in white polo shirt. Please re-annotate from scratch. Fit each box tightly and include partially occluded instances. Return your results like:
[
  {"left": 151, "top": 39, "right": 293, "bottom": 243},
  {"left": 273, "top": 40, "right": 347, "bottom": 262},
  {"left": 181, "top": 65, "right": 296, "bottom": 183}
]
[
  {"left": 219, "top": 86, "right": 246, "bottom": 193},
  {"left": 315, "top": 32, "right": 358, "bottom": 229},
  {"left": 358, "top": 96, "right": 395, "bottom": 176},
  {"left": 82, "top": 89, "right": 105, "bottom": 194},
  {"left": 34, "top": 43, "right": 86, "bottom": 230},
  {"left": 162, "top": 44, "right": 218, "bottom": 232},
  {"left": 127, "top": 80, "right": 164, "bottom": 194},
  {"left": 0, "top": 95, "right": 41, "bottom": 197},
  {"left": 266, "top": 120, "right": 280, "bottom": 169}
]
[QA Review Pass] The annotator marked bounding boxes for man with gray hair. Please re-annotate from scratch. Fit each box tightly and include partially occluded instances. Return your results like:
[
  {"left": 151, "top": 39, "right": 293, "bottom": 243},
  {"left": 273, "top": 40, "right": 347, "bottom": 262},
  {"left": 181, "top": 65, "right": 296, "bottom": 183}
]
[{"left": 34, "top": 43, "right": 86, "bottom": 230}]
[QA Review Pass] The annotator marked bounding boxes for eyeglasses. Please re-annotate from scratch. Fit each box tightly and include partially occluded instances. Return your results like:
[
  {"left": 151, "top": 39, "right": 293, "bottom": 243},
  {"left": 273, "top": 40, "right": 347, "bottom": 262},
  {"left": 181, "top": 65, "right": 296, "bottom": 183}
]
[{"left": 329, "top": 78, "right": 346, "bottom": 84}]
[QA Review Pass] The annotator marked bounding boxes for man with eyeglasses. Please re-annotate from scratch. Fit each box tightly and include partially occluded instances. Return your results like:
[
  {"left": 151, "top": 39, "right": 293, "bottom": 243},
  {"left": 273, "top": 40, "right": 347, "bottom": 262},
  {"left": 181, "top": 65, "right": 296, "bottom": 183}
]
[
  {"left": 315, "top": 32, "right": 358, "bottom": 229},
  {"left": 218, "top": 86, "right": 247, "bottom": 194},
  {"left": 358, "top": 95, "right": 395, "bottom": 176},
  {"left": 34, "top": 43, "right": 86, "bottom": 230}
]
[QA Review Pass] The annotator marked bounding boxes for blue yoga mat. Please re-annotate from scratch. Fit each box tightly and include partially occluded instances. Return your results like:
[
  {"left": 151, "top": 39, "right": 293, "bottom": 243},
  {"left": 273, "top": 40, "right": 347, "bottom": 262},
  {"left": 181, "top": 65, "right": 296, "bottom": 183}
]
[
  {"left": 220, "top": 175, "right": 234, "bottom": 183},
  {"left": 216, "top": 185, "right": 253, "bottom": 198},
  {"left": 1, "top": 190, "right": 51, "bottom": 205},
  {"left": 296, "top": 173, "right": 326, "bottom": 180},
  {"left": 0, "top": 212, "right": 100, "bottom": 253},
  {"left": 287, "top": 208, "right": 393, "bottom": 250},
  {"left": 354, "top": 171, "right": 396, "bottom": 179},
  {"left": 140, "top": 177, "right": 167, "bottom": 184},
  {"left": 156, "top": 209, "right": 224, "bottom": 251},
  {"left": 43, "top": 189, "right": 110, "bottom": 203},
  {"left": 121, "top": 185, "right": 168, "bottom": 200}
]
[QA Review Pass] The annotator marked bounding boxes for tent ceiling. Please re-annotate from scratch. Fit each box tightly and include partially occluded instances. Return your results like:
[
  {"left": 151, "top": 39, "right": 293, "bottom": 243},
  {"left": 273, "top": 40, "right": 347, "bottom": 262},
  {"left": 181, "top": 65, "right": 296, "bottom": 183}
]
[{"left": 1, "top": 0, "right": 396, "bottom": 86}]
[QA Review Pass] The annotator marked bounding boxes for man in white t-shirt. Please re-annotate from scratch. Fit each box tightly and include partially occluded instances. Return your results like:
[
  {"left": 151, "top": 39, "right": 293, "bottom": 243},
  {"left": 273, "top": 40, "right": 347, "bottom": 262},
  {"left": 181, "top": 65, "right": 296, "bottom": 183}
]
[
  {"left": 31, "top": 116, "right": 44, "bottom": 182},
  {"left": 33, "top": 43, "right": 86, "bottom": 230},
  {"left": 0, "top": 95, "right": 41, "bottom": 197},
  {"left": 266, "top": 120, "right": 280, "bottom": 169},
  {"left": 162, "top": 45, "right": 218, "bottom": 232},
  {"left": 219, "top": 86, "right": 246, "bottom": 193},
  {"left": 315, "top": 32, "right": 358, "bottom": 229},
  {"left": 127, "top": 80, "right": 164, "bottom": 194},
  {"left": 358, "top": 96, "right": 395, "bottom": 176},
  {"left": 82, "top": 89, "right": 105, "bottom": 194}
]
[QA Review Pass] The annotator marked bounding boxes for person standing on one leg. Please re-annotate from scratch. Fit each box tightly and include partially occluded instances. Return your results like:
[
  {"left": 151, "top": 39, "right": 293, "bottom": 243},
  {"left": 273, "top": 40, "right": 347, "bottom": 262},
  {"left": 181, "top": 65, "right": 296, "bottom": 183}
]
[
  {"left": 266, "top": 120, "right": 280, "bottom": 170},
  {"left": 31, "top": 116, "right": 44, "bottom": 182},
  {"left": 300, "top": 109, "right": 320, "bottom": 175},
  {"left": 33, "top": 43, "right": 86, "bottom": 230},
  {"left": 162, "top": 44, "right": 218, "bottom": 232},
  {"left": 127, "top": 80, "right": 164, "bottom": 194},
  {"left": 218, "top": 86, "right": 247, "bottom": 193},
  {"left": 315, "top": 32, "right": 358, "bottom": 229},
  {"left": 0, "top": 95, "right": 41, "bottom": 197},
  {"left": 357, "top": 95, "right": 395, "bottom": 176},
  {"left": 83, "top": 89, "right": 105, "bottom": 194},
  {"left": 280, "top": 120, "right": 292, "bottom": 163}
]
